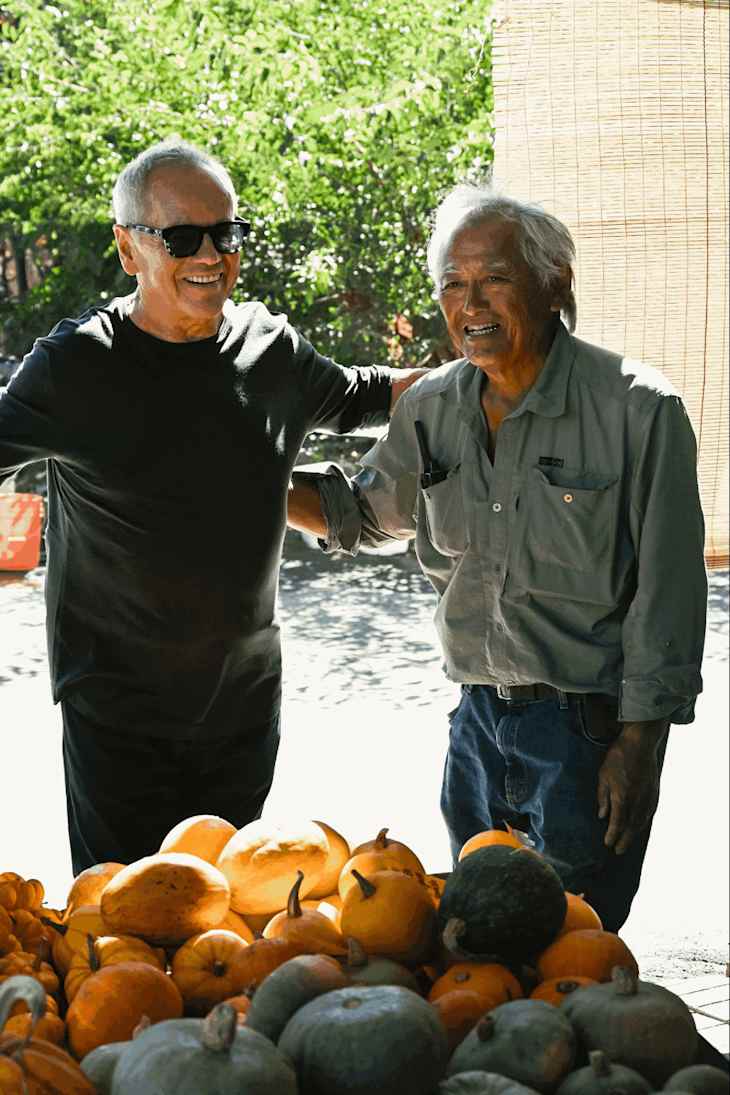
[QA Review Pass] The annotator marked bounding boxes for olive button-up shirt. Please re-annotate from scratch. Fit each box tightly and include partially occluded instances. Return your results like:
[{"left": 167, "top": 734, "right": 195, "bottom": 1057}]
[{"left": 300, "top": 323, "right": 707, "bottom": 724}]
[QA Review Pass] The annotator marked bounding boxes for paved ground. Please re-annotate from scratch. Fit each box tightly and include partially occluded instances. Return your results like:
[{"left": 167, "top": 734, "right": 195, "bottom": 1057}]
[{"left": 1, "top": 566, "right": 727, "bottom": 989}]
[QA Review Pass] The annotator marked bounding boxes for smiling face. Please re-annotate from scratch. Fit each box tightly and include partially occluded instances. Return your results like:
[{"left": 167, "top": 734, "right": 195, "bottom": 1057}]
[
  {"left": 113, "top": 162, "right": 240, "bottom": 342},
  {"left": 437, "top": 214, "right": 565, "bottom": 386}
]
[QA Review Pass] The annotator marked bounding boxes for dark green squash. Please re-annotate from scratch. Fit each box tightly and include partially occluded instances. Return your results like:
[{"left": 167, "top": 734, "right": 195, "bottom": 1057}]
[
  {"left": 555, "top": 1050, "right": 652, "bottom": 1095},
  {"left": 278, "top": 983, "right": 449, "bottom": 1095},
  {"left": 438, "top": 845, "right": 566, "bottom": 964},
  {"left": 664, "top": 1065, "right": 730, "bottom": 1095},
  {"left": 342, "top": 936, "right": 423, "bottom": 993},
  {"left": 436, "top": 1071, "right": 543, "bottom": 1095},
  {"left": 244, "top": 952, "right": 348, "bottom": 1043},
  {"left": 447, "top": 999, "right": 577, "bottom": 1092},
  {"left": 560, "top": 966, "right": 698, "bottom": 1088}
]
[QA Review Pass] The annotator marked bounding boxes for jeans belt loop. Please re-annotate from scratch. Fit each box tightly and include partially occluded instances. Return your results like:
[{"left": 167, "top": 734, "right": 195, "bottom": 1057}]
[{"left": 557, "top": 689, "right": 569, "bottom": 710}]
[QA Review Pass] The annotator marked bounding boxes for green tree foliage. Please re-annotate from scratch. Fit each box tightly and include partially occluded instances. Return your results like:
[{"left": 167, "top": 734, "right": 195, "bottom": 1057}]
[{"left": 0, "top": 0, "right": 493, "bottom": 363}]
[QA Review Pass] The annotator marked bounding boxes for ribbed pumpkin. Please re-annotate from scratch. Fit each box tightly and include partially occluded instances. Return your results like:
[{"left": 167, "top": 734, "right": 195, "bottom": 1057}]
[
  {"left": 217, "top": 819, "right": 329, "bottom": 916},
  {"left": 3, "top": 1009, "right": 66, "bottom": 1045},
  {"left": 536, "top": 930, "right": 639, "bottom": 983},
  {"left": 429, "top": 962, "right": 523, "bottom": 1010},
  {"left": 66, "top": 960, "right": 184, "bottom": 1059},
  {"left": 339, "top": 869, "right": 438, "bottom": 964},
  {"left": 558, "top": 894, "right": 603, "bottom": 936},
  {"left": 339, "top": 828, "right": 426, "bottom": 899},
  {"left": 458, "top": 824, "right": 527, "bottom": 860},
  {"left": 308, "top": 821, "right": 352, "bottom": 898},
  {"left": 263, "top": 871, "right": 347, "bottom": 956},
  {"left": 101, "top": 853, "right": 230, "bottom": 945},
  {"left": 170, "top": 929, "right": 252, "bottom": 1015},
  {"left": 64, "top": 932, "right": 167, "bottom": 1003},
  {"left": 64, "top": 861, "right": 126, "bottom": 916},
  {"left": 159, "top": 814, "right": 237, "bottom": 865},
  {"left": 43, "top": 903, "right": 110, "bottom": 976}
]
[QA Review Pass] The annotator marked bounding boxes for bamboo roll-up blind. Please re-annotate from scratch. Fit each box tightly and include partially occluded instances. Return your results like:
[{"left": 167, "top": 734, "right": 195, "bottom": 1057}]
[{"left": 492, "top": 0, "right": 729, "bottom": 567}]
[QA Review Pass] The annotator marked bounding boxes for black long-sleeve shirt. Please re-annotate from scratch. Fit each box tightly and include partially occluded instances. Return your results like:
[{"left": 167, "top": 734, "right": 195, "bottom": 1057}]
[{"left": 0, "top": 295, "right": 391, "bottom": 738}]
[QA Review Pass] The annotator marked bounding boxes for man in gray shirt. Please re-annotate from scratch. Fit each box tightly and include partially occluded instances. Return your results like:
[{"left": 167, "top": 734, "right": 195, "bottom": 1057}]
[{"left": 288, "top": 184, "right": 707, "bottom": 932}]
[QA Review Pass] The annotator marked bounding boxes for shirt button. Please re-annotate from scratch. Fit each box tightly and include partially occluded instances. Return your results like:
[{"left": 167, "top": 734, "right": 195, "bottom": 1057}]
[
  {"left": 563, "top": 493, "right": 574, "bottom": 504},
  {"left": 492, "top": 502, "right": 502, "bottom": 513}
]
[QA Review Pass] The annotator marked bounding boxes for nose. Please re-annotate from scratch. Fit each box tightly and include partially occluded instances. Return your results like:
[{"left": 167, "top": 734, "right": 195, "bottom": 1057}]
[
  {"left": 194, "top": 231, "right": 222, "bottom": 263},
  {"left": 463, "top": 279, "right": 490, "bottom": 315}
]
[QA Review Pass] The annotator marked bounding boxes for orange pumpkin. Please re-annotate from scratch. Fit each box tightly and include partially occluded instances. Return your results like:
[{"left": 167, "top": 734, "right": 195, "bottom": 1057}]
[
  {"left": 308, "top": 821, "right": 351, "bottom": 898},
  {"left": 300, "top": 893, "right": 342, "bottom": 926},
  {"left": 216, "top": 819, "right": 329, "bottom": 916},
  {"left": 458, "top": 822, "right": 527, "bottom": 860},
  {"left": 530, "top": 975, "right": 598, "bottom": 1006},
  {"left": 221, "top": 936, "right": 310, "bottom": 992},
  {"left": 159, "top": 814, "right": 237, "bottom": 865},
  {"left": 431, "top": 988, "right": 486, "bottom": 1052},
  {"left": 219, "top": 909, "right": 256, "bottom": 944},
  {"left": 43, "top": 903, "right": 110, "bottom": 976},
  {"left": 0, "top": 1032, "right": 96, "bottom": 1092},
  {"left": 338, "top": 829, "right": 426, "bottom": 899},
  {"left": 536, "top": 929, "right": 639, "bottom": 983},
  {"left": 8, "top": 910, "right": 45, "bottom": 956},
  {"left": 64, "top": 932, "right": 167, "bottom": 1003},
  {"left": 66, "top": 960, "right": 184, "bottom": 1059},
  {"left": 558, "top": 893, "right": 603, "bottom": 935},
  {"left": 171, "top": 929, "right": 252, "bottom": 1015},
  {"left": 0, "top": 952, "right": 60, "bottom": 997},
  {"left": 3, "top": 1010, "right": 66, "bottom": 1044},
  {"left": 263, "top": 871, "right": 347, "bottom": 956},
  {"left": 428, "top": 961, "right": 523, "bottom": 1009},
  {"left": 339, "top": 868, "right": 438, "bottom": 964},
  {"left": 64, "top": 862, "right": 126, "bottom": 917}
]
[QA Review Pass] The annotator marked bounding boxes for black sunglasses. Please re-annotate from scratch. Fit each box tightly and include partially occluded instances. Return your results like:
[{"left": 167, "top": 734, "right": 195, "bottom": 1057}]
[{"left": 123, "top": 217, "right": 251, "bottom": 258}]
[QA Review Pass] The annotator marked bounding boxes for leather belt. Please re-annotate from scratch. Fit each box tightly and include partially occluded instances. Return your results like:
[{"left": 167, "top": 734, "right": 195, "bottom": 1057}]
[{"left": 495, "top": 683, "right": 566, "bottom": 703}]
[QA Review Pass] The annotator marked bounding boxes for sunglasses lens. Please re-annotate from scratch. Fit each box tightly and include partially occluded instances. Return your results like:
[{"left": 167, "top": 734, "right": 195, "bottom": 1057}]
[
  {"left": 211, "top": 222, "right": 249, "bottom": 253},
  {"left": 164, "top": 226, "right": 203, "bottom": 258}
]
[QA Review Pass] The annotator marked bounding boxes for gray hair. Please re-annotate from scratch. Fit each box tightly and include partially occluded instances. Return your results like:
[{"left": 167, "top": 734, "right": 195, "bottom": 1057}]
[
  {"left": 111, "top": 137, "right": 237, "bottom": 225},
  {"left": 427, "top": 183, "right": 577, "bottom": 332}
]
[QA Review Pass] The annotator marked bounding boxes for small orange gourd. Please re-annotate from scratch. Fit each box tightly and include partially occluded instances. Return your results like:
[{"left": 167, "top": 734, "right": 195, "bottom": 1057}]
[
  {"left": 263, "top": 871, "right": 347, "bottom": 956},
  {"left": 431, "top": 988, "right": 486, "bottom": 1052},
  {"left": 339, "top": 868, "right": 438, "bottom": 964},
  {"left": 558, "top": 893, "right": 603, "bottom": 935},
  {"left": 537, "top": 929, "right": 639, "bottom": 983},
  {"left": 338, "top": 829, "right": 426, "bottom": 899},
  {"left": 64, "top": 932, "right": 167, "bottom": 1003},
  {"left": 530, "top": 975, "right": 598, "bottom": 1006},
  {"left": 428, "top": 960, "right": 523, "bottom": 1009},
  {"left": 458, "top": 822, "right": 527, "bottom": 860},
  {"left": 64, "top": 862, "right": 126, "bottom": 916},
  {"left": 171, "top": 928, "right": 254, "bottom": 1015}
]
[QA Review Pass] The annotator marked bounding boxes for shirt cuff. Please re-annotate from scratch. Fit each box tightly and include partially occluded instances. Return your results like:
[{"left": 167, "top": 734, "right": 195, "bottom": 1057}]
[
  {"left": 290, "top": 463, "right": 362, "bottom": 555},
  {"left": 618, "top": 668, "right": 702, "bottom": 725}
]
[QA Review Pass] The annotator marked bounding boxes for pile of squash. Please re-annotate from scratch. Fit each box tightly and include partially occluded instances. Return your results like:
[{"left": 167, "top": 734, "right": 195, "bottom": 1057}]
[{"left": 0, "top": 819, "right": 727, "bottom": 1095}]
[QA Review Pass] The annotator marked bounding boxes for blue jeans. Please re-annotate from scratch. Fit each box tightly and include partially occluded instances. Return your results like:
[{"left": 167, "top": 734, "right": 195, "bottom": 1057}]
[{"left": 440, "top": 684, "right": 668, "bottom": 933}]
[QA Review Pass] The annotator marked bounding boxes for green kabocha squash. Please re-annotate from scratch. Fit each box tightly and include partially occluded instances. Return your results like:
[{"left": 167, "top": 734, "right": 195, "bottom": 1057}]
[
  {"left": 438, "top": 845, "right": 566, "bottom": 964},
  {"left": 664, "top": 1065, "right": 730, "bottom": 1095},
  {"left": 244, "top": 952, "right": 348, "bottom": 1043},
  {"left": 555, "top": 1050, "right": 652, "bottom": 1095},
  {"left": 436, "top": 1072, "right": 543, "bottom": 1095},
  {"left": 560, "top": 966, "right": 698, "bottom": 1088},
  {"left": 278, "top": 983, "right": 449, "bottom": 1095},
  {"left": 448, "top": 999, "right": 577, "bottom": 1093},
  {"left": 342, "top": 936, "right": 422, "bottom": 993},
  {"left": 87, "top": 1002, "right": 297, "bottom": 1095}
]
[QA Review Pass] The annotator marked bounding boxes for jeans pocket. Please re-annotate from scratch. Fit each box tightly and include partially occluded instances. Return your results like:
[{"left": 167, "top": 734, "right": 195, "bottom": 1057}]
[{"left": 574, "top": 694, "right": 622, "bottom": 748}]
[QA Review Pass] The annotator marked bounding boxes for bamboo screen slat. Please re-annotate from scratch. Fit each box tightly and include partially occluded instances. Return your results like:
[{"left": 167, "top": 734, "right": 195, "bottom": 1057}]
[{"left": 492, "top": 0, "right": 729, "bottom": 567}]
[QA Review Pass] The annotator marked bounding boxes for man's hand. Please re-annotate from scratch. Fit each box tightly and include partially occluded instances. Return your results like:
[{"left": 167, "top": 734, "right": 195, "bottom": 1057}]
[
  {"left": 389, "top": 368, "right": 429, "bottom": 414},
  {"left": 597, "top": 719, "right": 668, "bottom": 855}
]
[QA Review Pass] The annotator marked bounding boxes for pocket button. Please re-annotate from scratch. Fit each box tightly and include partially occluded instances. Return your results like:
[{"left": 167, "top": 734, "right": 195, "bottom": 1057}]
[{"left": 563, "top": 492, "right": 574, "bottom": 504}]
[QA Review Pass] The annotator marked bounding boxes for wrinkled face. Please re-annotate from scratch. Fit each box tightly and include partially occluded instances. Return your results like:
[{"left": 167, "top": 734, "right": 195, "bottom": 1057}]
[
  {"left": 437, "top": 215, "right": 562, "bottom": 378},
  {"left": 114, "top": 163, "right": 240, "bottom": 341}
]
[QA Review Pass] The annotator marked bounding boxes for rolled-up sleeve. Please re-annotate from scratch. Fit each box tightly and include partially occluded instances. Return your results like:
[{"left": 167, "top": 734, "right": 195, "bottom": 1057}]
[{"left": 619, "top": 395, "right": 707, "bottom": 724}]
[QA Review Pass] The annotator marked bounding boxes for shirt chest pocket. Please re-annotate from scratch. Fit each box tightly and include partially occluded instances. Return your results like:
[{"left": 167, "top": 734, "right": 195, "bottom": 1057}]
[
  {"left": 514, "top": 465, "right": 621, "bottom": 603},
  {"left": 420, "top": 466, "right": 467, "bottom": 557}
]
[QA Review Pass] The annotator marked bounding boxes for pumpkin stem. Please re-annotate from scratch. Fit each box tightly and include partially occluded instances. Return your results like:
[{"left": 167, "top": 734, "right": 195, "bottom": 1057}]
[
  {"left": 202, "top": 1002, "right": 238, "bottom": 1053},
  {"left": 212, "top": 959, "right": 228, "bottom": 977},
  {"left": 286, "top": 871, "right": 305, "bottom": 919},
  {"left": 344, "top": 937, "right": 369, "bottom": 969},
  {"left": 442, "top": 917, "right": 468, "bottom": 955},
  {"left": 476, "top": 1015, "right": 496, "bottom": 1042},
  {"left": 589, "top": 1051, "right": 611, "bottom": 1077},
  {"left": 351, "top": 870, "right": 377, "bottom": 899},
  {"left": 556, "top": 980, "right": 581, "bottom": 995},
  {"left": 374, "top": 828, "right": 390, "bottom": 849},
  {"left": 611, "top": 965, "right": 639, "bottom": 996},
  {"left": 85, "top": 933, "right": 101, "bottom": 973},
  {"left": 132, "top": 1014, "right": 152, "bottom": 1039}
]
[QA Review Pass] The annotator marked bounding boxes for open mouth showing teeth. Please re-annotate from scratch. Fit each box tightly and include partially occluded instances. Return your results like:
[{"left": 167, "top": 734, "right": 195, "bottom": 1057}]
[
  {"left": 185, "top": 274, "right": 223, "bottom": 285},
  {"left": 465, "top": 323, "right": 499, "bottom": 335}
]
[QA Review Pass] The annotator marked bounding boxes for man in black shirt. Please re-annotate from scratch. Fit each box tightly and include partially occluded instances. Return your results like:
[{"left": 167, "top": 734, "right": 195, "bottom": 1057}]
[{"left": 0, "top": 138, "right": 423, "bottom": 872}]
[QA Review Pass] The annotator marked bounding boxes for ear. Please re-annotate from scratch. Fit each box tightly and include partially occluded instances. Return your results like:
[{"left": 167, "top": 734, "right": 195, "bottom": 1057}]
[
  {"left": 113, "top": 224, "right": 139, "bottom": 276},
  {"left": 549, "top": 265, "right": 573, "bottom": 312}
]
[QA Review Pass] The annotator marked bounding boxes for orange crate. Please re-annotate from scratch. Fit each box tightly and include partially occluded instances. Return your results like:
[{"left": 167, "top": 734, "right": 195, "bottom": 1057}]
[{"left": 0, "top": 493, "right": 45, "bottom": 571}]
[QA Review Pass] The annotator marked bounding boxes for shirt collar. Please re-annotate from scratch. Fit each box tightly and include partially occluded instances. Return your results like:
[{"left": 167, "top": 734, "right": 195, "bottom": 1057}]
[{"left": 454, "top": 320, "right": 575, "bottom": 426}]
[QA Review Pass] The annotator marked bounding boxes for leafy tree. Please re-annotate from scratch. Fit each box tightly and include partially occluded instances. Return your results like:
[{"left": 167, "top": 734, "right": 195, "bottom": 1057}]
[{"left": 0, "top": 0, "right": 493, "bottom": 364}]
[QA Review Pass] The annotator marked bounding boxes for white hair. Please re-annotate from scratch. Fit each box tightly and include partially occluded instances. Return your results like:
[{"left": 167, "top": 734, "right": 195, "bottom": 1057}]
[
  {"left": 111, "top": 137, "right": 237, "bottom": 225},
  {"left": 427, "top": 183, "right": 577, "bottom": 332}
]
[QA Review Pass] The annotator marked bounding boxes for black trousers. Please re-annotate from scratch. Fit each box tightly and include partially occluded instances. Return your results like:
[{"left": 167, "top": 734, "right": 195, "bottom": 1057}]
[{"left": 61, "top": 697, "right": 280, "bottom": 874}]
